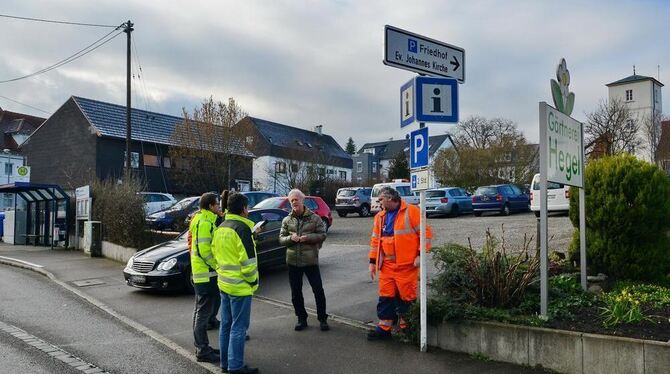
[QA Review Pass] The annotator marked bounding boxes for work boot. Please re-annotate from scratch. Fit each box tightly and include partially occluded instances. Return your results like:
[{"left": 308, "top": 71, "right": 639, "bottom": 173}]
[
  {"left": 294, "top": 319, "right": 308, "bottom": 331},
  {"left": 319, "top": 320, "right": 330, "bottom": 331},
  {"left": 366, "top": 329, "right": 392, "bottom": 341},
  {"left": 196, "top": 351, "right": 220, "bottom": 363},
  {"left": 229, "top": 366, "right": 259, "bottom": 374}
]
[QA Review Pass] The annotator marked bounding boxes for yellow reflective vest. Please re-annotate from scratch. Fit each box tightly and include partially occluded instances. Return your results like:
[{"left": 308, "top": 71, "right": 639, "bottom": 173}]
[
  {"left": 189, "top": 209, "right": 218, "bottom": 284},
  {"left": 211, "top": 214, "right": 259, "bottom": 296}
]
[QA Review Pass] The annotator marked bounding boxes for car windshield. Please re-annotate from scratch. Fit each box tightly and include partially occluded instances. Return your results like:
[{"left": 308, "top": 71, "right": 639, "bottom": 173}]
[
  {"left": 475, "top": 187, "right": 497, "bottom": 196},
  {"left": 425, "top": 190, "right": 446, "bottom": 198},
  {"left": 169, "top": 197, "right": 198, "bottom": 211},
  {"left": 371, "top": 186, "right": 382, "bottom": 197},
  {"left": 337, "top": 189, "right": 357, "bottom": 197},
  {"left": 532, "top": 180, "right": 564, "bottom": 190},
  {"left": 252, "top": 197, "right": 285, "bottom": 209}
]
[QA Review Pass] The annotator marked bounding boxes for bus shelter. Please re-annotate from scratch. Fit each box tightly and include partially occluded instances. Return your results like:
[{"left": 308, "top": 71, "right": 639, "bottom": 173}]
[{"left": 0, "top": 182, "right": 70, "bottom": 248}]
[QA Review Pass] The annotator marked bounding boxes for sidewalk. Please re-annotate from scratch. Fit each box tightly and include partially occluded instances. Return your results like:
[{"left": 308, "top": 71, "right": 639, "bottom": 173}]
[{"left": 0, "top": 244, "right": 546, "bottom": 374}]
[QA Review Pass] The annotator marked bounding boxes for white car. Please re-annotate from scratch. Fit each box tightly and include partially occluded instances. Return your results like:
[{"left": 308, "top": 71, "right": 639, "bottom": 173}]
[
  {"left": 139, "top": 192, "right": 177, "bottom": 215},
  {"left": 370, "top": 180, "right": 419, "bottom": 214},
  {"left": 529, "top": 173, "right": 571, "bottom": 217}
]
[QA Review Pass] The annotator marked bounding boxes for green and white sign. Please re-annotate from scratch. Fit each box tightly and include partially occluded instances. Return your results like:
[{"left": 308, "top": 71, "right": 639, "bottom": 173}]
[{"left": 539, "top": 102, "right": 583, "bottom": 187}]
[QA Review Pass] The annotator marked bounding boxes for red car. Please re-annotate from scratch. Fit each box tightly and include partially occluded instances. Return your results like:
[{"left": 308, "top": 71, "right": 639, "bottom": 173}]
[{"left": 253, "top": 196, "right": 333, "bottom": 231}]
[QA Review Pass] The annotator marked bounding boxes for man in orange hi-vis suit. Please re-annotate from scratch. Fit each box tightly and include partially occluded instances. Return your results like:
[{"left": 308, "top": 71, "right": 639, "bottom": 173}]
[{"left": 367, "top": 186, "right": 432, "bottom": 341}]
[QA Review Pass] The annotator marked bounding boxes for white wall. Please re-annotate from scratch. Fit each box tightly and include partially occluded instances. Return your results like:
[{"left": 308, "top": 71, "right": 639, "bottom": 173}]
[
  {"left": 1, "top": 154, "right": 27, "bottom": 210},
  {"left": 252, "top": 155, "right": 352, "bottom": 195}
]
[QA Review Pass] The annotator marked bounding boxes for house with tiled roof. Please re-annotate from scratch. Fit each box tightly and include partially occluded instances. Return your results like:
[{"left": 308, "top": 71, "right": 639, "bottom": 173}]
[
  {"left": 20, "top": 96, "right": 254, "bottom": 194},
  {"left": 607, "top": 71, "right": 663, "bottom": 162},
  {"left": 355, "top": 134, "right": 454, "bottom": 183},
  {"left": 234, "top": 116, "right": 352, "bottom": 195}
]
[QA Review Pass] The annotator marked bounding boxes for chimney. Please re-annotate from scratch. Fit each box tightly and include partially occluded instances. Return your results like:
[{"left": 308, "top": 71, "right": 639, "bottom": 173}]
[{"left": 314, "top": 125, "right": 323, "bottom": 135}]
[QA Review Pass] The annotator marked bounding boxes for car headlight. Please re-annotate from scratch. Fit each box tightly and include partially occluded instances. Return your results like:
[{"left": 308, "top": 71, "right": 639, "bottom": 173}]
[
  {"left": 157, "top": 258, "right": 178, "bottom": 271},
  {"left": 150, "top": 212, "right": 166, "bottom": 219},
  {"left": 126, "top": 257, "right": 134, "bottom": 269}
]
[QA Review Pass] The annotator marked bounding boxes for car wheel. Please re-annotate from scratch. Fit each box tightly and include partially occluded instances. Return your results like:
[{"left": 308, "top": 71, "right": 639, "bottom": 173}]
[
  {"left": 534, "top": 211, "right": 540, "bottom": 218},
  {"left": 183, "top": 268, "right": 194, "bottom": 294},
  {"left": 359, "top": 204, "right": 370, "bottom": 217},
  {"left": 501, "top": 204, "right": 511, "bottom": 216},
  {"left": 474, "top": 211, "right": 482, "bottom": 217},
  {"left": 322, "top": 218, "right": 330, "bottom": 233},
  {"left": 450, "top": 205, "right": 459, "bottom": 217},
  {"left": 337, "top": 211, "right": 347, "bottom": 218}
]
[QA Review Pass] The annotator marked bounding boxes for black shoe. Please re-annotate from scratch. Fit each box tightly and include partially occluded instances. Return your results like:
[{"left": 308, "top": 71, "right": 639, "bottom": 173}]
[
  {"left": 245, "top": 334, "right": 250, "bottom": 341},
  {"left": 207, "top": 320, "right": 221, "bottom": 330},
  {"left": 294, "top": 319, "right": 308, "bottom": 331},
  {"left": 196, "top": 351, "right": 220, "bottom": 363},
  {"left": 221, "top": 369, "right": 229, "bottom": 373},
  {"left": 229, "top": 367, "right": 259, "bottom": 374},
  {"left": 367, "top": 329, "right": 392, "bottom": 341},
  {"left": 211, "top": 348, "right": 220, "bottom": 354},
  {"left": 319, "top": 320, "right": 330, "bottom": 331}
]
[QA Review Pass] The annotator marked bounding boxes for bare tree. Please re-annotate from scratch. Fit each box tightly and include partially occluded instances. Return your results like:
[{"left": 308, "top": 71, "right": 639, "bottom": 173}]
[
  {"left": 641, "top": 111, "right": 668, "bottom": 163},
  {"left": 169, "top": 97, "right": 246, "bottom": 194},
  {"left": 584, "top": 98, "right": 640, "bottom": 157},
  {"left": 433, "top": 117, "right": 536, "bottom": 189}
]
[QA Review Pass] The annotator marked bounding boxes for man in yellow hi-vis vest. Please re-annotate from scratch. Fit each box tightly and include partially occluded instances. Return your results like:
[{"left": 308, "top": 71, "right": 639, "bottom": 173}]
[
  {"left": 212, "top": 193, "right": 259, "bottom": 374},
  {"left": 189, "top": 192, "right": 222, "bottom": 363}
]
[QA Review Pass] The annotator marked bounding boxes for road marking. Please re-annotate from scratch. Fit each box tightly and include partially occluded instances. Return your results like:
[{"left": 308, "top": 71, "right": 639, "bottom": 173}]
[
  {"left": 0, "top": 256, "right": 44, "bottom": 268},
  {"left": 0, "top": 320, "right": 110, "bottom": 373}
]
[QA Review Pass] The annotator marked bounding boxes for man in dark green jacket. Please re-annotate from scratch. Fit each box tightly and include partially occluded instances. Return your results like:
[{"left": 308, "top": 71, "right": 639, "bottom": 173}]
[{"left": 279, "top": 189, "right": 328, "bottom": 331}]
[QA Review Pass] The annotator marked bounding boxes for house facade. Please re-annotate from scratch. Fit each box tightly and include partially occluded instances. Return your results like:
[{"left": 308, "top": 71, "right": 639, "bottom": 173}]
[
  {"left": 21, "top": 96, "right": 254, "bottom": 195},
  {"left": 356, "top": 134, "right": 454, "bottom": 184},
  {"left": 606, "top": 73, "right": 664, "bottom": 162},
  {"left": 234, "top": 117, "right": 352, "bottom": 195}
]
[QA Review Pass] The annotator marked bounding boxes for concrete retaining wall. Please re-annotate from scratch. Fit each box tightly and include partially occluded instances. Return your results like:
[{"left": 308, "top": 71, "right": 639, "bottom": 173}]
[
  {"left": 100, "top": 241, "right": 137, "bottom": 264},
  {"left": 432, "top": 320, "right": 670, "bottom": 374}
]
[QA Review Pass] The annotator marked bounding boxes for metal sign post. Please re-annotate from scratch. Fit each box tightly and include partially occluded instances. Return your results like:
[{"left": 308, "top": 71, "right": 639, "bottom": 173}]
[{"left": 419, "top": 167, "right": 427, "bottom": 352}]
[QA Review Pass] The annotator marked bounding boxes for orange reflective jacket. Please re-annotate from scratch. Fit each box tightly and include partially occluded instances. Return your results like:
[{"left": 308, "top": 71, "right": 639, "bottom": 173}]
[{"left": 369, "top": 200, "right": 432, "bottom": 268}]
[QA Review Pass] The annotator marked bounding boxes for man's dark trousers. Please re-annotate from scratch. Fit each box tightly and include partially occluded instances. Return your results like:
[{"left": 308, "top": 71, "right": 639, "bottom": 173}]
[
  {"left": 288, "top": 264, "right": 327, "bottom": 322},
  {"left": 193, "top": 277, "right": 220, "bottom": 357}
]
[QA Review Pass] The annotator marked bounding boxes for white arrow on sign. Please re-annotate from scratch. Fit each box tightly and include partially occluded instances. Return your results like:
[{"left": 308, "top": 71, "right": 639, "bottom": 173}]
[{"left": 384, "top": 25, "right": 465, "bottom": 83}]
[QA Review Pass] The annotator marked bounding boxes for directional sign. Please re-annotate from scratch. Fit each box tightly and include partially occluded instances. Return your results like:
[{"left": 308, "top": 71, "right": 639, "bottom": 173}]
[
  {"left": 400, "top": 76, "right": 458, "bottom": 127},
  {"left": 384, "top": 25, "right": 465, "bottom": 83},
  {"left": 410, "top": 169, "right": 430, "bottom": 191},
  {"left": 410, "top": 127, "right": 429, "bottom": 169}
]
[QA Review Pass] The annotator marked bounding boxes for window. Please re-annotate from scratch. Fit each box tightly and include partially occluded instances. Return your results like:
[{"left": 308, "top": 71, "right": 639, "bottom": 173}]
[
  {"left": 396, "top": 186, "right": 411, "bottom": 196},
  {"left": 162, "top": 157, "right": 171, "bottom": 168},
  {"left": 290, "top": 163, "right": 299, "bottom": 173},
  {"left": 449, "top": 189, "right": 462, "bottom": 197},
  {"left": 625, "top": 89, "right": 633, "bottom": 101},
  {"left": 372, "top": 162, "right": 377, "bottom": 173},
  {"left": 124, "top": 152, "right": 139, "bottom": 169},
  {"left": 318, "top": 167, "right": 325, "bottom": 177},
  {"left": 327, "top": 169, "right": 335, "bottom": 175},
  {"left": 275, "top": 162, "right": 286, "bottom": 174},
  {"left": 339, "top": 171, "right": 347, "bottom": 180},
  {"left": 4, "top": 163, "right": 13, "bottom": 176},
  {"left": 143, "top": 154, "right": 160, "bottom": 167},
  {"left": 363, "top": 148, "right": 375, "bottom": 155},
  {"left": 357, "top": 162, "right": 362, "bottom": 172},
  {"left": 305, "top": 198, "right": 319, "bottom": 210}
]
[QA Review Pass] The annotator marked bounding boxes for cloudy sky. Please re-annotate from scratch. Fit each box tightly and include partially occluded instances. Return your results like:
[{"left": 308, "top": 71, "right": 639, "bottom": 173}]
[{"left": 1, "top": 0, "right": 668, "bottom": 148}]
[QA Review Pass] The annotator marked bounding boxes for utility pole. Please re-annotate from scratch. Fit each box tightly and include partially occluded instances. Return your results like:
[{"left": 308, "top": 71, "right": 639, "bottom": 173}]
[{"left": 123, "top": 20, "right": 134, "bottom": 172}]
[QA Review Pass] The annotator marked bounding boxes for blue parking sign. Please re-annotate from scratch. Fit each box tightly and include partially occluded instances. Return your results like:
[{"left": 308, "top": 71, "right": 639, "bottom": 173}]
[{"left": 410, "top": 127, "right": 429, "bottom": 169}]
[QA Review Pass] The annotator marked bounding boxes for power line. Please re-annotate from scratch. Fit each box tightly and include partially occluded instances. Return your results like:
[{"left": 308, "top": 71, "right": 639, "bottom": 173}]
[
  {"left": 0, "top": 13, "right": 120, "bottom": 28},
  {"left": 0, "top": 94, "right": 50, "bottom": 114},
  {"left": 0, "top": 29, "right": 124, "bottom": 84}
]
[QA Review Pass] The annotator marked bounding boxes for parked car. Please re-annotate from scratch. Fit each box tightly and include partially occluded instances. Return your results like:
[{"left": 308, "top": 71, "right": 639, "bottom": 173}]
[
  {"left": 529, "top": 173, "right": 571, "bottom": 217},
  {"left": 139, "top": 192, "right": 177, "bottom": 215},
  {"left": 472, "top": 184, "right": 530, "bottom": 216},
  {"left": 335, "top": 187, "right": 372, "bottom": 217},
  {"left": 146, "top": 196, "right": 199, "bottom": 231},
  {"left": 370, "top": 180, "right": 419, "bottom": 214},
  {"left": 124, "top": 208, "right": 289, "bottom": 293},
  {"left": 245, "top": 191, "right": 280, "bottom": 208},
  {"left": 253, "top": 196, "right": 333, "bottom": 230},
  {"left": 421, "top": 187, "right": 473, "bottom": 217}
]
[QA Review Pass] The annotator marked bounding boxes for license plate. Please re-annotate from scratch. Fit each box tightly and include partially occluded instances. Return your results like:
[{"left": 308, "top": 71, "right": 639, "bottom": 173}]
[
  {"left": 130, "top": 275, "right": 146, "bottom": 284},
  {"left": 548, "top": 195, "right": 556, "bottom": 200},
  {"left": 481, "top": 196, "right": 489, "bottom": 201}
]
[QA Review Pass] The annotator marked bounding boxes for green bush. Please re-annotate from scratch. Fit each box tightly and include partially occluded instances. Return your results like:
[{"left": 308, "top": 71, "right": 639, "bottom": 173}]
[
  {"left": 568, "top": 155, "right": 670, "bottom": 283},
  {"left": 91, "top": 174, "right": 147, "bottom": 249}
]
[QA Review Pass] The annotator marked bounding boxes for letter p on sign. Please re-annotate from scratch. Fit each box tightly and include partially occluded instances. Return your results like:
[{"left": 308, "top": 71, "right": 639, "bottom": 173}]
[{"left": 410, "top": 127, "right": 429, "bottom": 169}]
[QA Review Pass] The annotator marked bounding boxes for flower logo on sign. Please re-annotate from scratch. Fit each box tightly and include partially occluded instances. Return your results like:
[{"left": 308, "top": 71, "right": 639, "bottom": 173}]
[
  {"left": 550, "top": 58, "right": 575, "bottom": 116},
  {"left": 17, "top": 166, "right": 28, "bottom": 177}
]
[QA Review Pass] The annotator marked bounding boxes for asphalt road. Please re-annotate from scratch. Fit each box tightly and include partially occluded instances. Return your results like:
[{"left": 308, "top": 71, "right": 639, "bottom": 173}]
[{"left": 0, "top": 265, "right": 209, "bottom": 374}]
